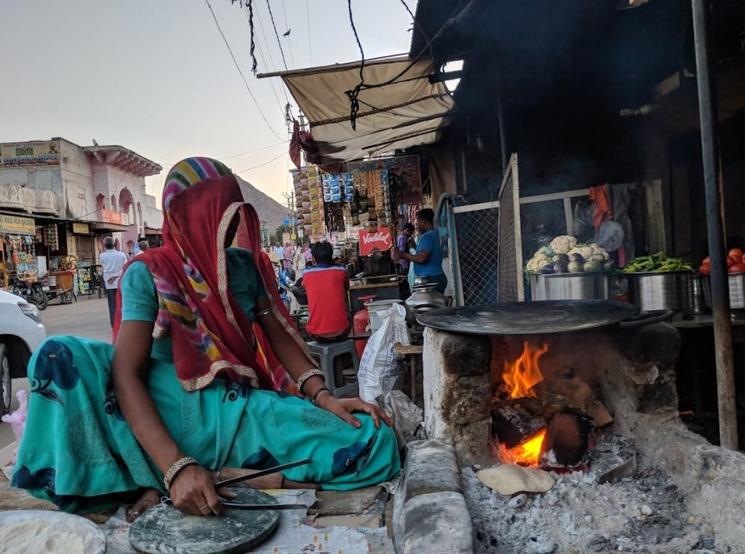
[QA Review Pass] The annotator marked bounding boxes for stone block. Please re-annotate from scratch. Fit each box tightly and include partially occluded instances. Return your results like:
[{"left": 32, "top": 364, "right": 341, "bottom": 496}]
[
  {"left": 441, "top": 333, "right": 491, "bottom": 376},
  {"left": 404, "top": 440, "right": 462, "bottom": 499},
  {"left": 402, "top": 491, "right": 473, "bottom": 554}
]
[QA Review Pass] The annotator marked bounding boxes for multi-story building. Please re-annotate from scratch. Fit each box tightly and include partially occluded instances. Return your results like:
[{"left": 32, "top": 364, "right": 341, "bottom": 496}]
[{"left": 0, "top": 138, "right": 162, "bottom": 285}]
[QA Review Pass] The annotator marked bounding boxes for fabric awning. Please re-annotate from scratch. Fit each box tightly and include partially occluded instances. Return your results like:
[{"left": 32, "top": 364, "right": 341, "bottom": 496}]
[{"left": 260, "top": 55, "right": 454, "bottom": 165}]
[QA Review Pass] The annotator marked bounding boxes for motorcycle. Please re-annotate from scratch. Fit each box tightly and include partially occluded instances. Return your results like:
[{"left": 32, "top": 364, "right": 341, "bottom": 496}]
[{"left": 11, "top": 276, "right": 49, "bottom": 311}]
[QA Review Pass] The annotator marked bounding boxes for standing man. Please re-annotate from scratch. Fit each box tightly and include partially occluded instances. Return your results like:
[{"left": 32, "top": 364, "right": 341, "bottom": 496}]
[
  {"left": 397, "top": 209, "right": 447, "bottom": 293},
  {"left": 396, "top": 223, "right": 415, "bottom": 274},
  {"left": 100, "top": 236, "right": 127, "bottom": 327}
]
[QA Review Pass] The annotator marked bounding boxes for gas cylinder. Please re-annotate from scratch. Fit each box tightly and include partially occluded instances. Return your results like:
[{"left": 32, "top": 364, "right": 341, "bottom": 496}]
[{"left": 352, "top": 295, "right": 377, "bottom": 359}]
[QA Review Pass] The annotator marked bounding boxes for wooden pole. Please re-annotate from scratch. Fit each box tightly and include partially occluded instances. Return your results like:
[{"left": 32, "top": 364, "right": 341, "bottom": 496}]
[{"left": 691, "top": 0, "right": 738, "bottom": 449}]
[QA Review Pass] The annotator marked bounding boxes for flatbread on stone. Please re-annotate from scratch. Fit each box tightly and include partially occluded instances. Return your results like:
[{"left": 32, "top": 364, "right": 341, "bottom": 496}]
[{"left": 476, "top": 464, "right": 555, "bottom": 495}]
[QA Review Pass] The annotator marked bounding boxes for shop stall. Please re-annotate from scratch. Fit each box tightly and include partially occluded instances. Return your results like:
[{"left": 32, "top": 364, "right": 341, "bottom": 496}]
[
  {"left": 0, "top": 214, "right": 38, "bottom": 289},
  {"left": 293, "top": 155, "right": 426, "bottom": 304}
]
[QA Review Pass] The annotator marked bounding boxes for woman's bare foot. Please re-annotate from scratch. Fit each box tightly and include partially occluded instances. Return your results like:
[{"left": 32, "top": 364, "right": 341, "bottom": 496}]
[{"left": 126, "top": 488, "right": 161, "bottom": 522}]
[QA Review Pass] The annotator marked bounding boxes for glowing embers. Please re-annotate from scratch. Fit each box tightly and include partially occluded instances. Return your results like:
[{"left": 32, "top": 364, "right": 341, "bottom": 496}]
[
  {"left": 492, "top": 340, "right": 601, "bottom": 470},
  {"left": 496, "top": 428, "right": 547, "bottom": 467}
]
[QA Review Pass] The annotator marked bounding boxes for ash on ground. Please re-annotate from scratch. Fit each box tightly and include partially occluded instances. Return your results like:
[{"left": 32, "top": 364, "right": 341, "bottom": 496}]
[{"left": 463, "top": 432, "right": 720, "bottom": 554}]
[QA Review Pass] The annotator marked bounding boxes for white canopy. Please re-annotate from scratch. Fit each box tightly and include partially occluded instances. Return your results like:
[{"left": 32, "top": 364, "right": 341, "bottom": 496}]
[{"left": 261, "top": 55, "right": 454, "bottom": 164}]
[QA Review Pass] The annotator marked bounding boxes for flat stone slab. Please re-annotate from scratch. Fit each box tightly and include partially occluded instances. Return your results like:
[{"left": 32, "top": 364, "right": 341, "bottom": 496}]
[
  {"left": 129, "top": 488, "right": 279, "bottom": 554},
  {"left": 404, "top": 440, "right": 462, "bottom": 498},
  {"left": 402, "top": 491, "right": 473, "bottom": 554}
]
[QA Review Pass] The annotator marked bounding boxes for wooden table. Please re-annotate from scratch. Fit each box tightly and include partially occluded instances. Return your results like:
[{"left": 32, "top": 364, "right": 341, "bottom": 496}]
[{"left": 395, "top": 343, "right": 423, "bottom": 406}]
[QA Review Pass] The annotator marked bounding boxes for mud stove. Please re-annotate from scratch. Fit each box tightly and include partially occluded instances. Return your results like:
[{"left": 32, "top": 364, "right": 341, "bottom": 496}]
[{"left": 417, "top": 301, "right": 745, "bottom": 553}]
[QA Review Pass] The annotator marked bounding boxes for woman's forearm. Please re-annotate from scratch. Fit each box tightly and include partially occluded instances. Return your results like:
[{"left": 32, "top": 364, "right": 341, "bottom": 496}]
[
  {"left": 259, "top": 311, "right": 315, "bottom": 382},
  {"left": 115, "top": 372, "right": 184, "bottom": 474},
  {"left": 113, "top": 321, "right": 184, "bottom": 475}
]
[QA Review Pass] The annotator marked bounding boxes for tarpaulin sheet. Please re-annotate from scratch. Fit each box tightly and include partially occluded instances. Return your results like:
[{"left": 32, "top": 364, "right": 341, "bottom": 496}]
[{"left": 265, "top": 55, "right": 454, "bottom": 164}]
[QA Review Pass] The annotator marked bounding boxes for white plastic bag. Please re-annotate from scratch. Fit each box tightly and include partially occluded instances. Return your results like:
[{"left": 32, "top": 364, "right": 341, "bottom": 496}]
[{"left": 358, "top": 303, "right": 410, "bottom": 402}]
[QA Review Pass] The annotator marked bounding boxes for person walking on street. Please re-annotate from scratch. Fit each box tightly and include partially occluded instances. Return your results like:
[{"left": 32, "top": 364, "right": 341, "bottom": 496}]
[
  {"left": 100, "top": 237, "right": 127, "bottom": 326},
  {"left": 135, "top": 240, "right": 149, "bottom": 257},
  {"left": 396, "top": 209, "right": 447, "bottom": 293}
]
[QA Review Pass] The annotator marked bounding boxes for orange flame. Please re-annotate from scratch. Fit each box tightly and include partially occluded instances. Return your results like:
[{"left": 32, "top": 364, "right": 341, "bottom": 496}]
[
  {"left": 497, "top": 429, "right": 547, "bottom": 467},
  {"left": 502, "top": 342, "right": 549, "bottom": 399}
]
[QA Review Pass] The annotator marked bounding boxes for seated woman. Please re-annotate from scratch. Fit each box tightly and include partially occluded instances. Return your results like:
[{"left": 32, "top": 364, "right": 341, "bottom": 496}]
[{"left": 13, "top": 157, "right": 400, "bottom": 518}]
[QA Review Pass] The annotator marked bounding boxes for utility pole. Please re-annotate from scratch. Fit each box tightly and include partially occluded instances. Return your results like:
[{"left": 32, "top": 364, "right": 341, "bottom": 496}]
[{"left": 283, "top": 190, "right": 296, "bottom": 240}]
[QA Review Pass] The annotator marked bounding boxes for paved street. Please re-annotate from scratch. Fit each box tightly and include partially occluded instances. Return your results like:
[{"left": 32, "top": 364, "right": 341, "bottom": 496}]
[{"left": 1, "top": 296, "right": 111, "bottom": 449}]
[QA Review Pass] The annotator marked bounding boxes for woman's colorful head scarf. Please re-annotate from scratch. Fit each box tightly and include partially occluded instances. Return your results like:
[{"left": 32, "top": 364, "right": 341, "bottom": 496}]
[{"left": 114, "top": 157, "right": 308, "bottom": 393}]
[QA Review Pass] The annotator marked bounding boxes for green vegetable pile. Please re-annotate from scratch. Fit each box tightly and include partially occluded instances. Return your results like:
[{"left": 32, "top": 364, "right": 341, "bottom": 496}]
[{"left": 623, "top": 252, "right": 693, "bottom": 273}]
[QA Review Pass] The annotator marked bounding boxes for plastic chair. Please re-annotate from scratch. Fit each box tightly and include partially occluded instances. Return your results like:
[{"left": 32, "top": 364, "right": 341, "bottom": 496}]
[{"left": 307, "top": 339, "right": 359, "bottom": 398}]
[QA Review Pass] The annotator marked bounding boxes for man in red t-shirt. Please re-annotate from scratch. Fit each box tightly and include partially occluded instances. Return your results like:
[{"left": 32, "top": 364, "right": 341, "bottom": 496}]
[{"left": 303, "top": 241, "right": 351, "bottom": 341}]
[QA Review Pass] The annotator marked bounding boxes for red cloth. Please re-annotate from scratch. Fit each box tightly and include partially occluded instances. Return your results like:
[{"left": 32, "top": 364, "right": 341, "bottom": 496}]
[
  {"left": 113, "top": 172, "right": 304, "bottom": 393},
  {"left": 303, "top": 266, "right": 351, "bottom": 337},
  {"left": 589, "top": 184, "right": 612, "bottom": 231}
]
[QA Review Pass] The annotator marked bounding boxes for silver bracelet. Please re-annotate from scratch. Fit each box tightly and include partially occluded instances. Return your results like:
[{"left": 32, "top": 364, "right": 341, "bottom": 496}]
[
  {"left": 256, "top": 307, "right": 273, "bottom": 319},
  {"left": 295, "top": 368, "right": 325, "bottom": 395},
  {"left": 163, "top": 456, "right": 198, "bottom": 491}
]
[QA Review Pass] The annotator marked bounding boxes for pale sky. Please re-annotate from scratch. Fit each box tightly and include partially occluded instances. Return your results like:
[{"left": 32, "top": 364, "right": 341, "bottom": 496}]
[{"left": 0, "top": 0, "right": 415, "bottom": 204}]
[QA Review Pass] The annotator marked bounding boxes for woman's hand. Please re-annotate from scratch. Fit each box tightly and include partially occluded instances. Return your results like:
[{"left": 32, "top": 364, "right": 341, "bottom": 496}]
[
  {"left": 317, "top": 394, "right": 394, "bottom": 429},
  {"left": 168, "top": 465, "right": 226, "bottom": 516}
]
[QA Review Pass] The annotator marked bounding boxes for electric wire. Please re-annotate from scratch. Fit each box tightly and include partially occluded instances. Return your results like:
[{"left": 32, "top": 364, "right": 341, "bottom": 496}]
[
  {"left": 265, "top": 0, "right": 289, "bottom": 70},
  {"left": 157, "top": 141, "right": 289, "bottom": 172},
  {"left": 305, "top": 0, "right": 313, "bottom": 65},
  {"left": 242, "top": 5, "right": 288, "bottom": 113},
  {"left": 280, "top": 0, "right": 296, "bottom": 67},
  {"left": 344, "top": 0, "right": 469, "bottom": 128},
  {"left": 234, "top": 150, "right": 287, "bottom": 174},
  {"left": 204, "top": 0, "right": 284, "bottom": 140}
]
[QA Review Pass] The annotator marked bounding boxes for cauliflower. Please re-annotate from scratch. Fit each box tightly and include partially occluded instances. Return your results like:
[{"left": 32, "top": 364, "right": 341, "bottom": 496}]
[
  {"left": 589, "top": 244, "right": 610, "bottom": 260},
  {"left": 568, "top": 244, "right": 594, "bottom": 260},
  {"left": 549, "top": 235, "right": 577, "bottom": 255},
  {"left": 526, "top": 253, "right": 550, "bottom": 273}
]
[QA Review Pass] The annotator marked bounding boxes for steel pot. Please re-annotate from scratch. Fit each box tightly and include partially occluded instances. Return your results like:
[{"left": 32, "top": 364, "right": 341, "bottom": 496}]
[
  {"left": 529, "top": 272, "right": 610, "bottom": 301},
  {"left": 700, "top": 272, "right": 745, "bottom": 312},
  {"left": 626, "top": 271, "right": 693, "bottom": 312},
  {"left": 406, "top": 282, "right": 448, "bottom": 313}
]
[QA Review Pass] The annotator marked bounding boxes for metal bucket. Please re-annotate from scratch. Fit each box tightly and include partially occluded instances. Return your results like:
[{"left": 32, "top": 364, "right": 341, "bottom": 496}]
[
  {"left": 626, "top": 271, "right": 693, "bottom": 312},
  {"left": 700, "top": 273, "right": 745, "bottom": 312},
  {"left": 366, "top": 299, "right": 404, "bottom": 333},
  {"left": 529, "top": 272, "right": 610, "bottom": 301}
]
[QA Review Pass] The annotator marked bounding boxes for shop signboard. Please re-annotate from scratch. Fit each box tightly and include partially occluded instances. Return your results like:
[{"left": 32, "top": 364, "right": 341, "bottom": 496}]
[
  {"left": 0, "top": 141, "right": 60, "bottom": 167},
  {"left": 359, "top": 227, "right": 393, "bottom": 256},
  {"left": 72, "top": 222, "right": 91, "bottom": 234},
  {"left": 0, "top": 214, "right": 35, "bottom": 235},
  {"left": 100, "top": 209, "right": 123, "bottom": 225}
]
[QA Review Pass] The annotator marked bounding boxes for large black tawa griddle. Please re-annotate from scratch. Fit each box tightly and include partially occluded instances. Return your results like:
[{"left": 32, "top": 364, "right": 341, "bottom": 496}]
[{"left": 417, "top": 300, "right": 641, "bottom": 335}]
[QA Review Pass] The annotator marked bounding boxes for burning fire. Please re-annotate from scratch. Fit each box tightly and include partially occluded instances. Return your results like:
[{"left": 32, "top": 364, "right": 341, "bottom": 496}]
[
  {"left": 497, "top": 342, "right": 550, "bottom": 466},
  {"left": 502, "top": 342, "right": 549, "bottom": 399},
  {"left": 497, "top": 429, "right": 547, "bottom": 467}
]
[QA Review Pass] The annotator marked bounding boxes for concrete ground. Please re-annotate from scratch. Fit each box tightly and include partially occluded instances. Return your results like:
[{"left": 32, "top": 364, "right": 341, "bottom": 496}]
[{"left": 1, "top": 295, "right": 111, "bottom": 449}]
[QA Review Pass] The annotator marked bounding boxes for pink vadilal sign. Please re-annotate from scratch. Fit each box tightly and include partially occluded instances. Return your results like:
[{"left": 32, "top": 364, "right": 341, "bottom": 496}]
[{"left": 359, "top": 227, "right": 393, "bottom": 256}]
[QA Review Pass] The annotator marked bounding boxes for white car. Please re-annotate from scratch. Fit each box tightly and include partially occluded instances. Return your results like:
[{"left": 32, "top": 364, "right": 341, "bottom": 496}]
[{"left": 0, "top": 289, "right": 46, "bottom": 414}]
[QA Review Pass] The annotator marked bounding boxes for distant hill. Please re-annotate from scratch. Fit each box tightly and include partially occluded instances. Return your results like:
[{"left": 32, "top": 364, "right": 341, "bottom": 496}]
[{"left": 237, "top": 176, "right": 289, "bottom": 231}]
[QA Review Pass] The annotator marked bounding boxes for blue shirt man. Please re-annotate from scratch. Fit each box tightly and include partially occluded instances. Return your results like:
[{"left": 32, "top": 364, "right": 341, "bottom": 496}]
[{"left": 397, "top": 208, "right": 447, "bottom": 293}]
